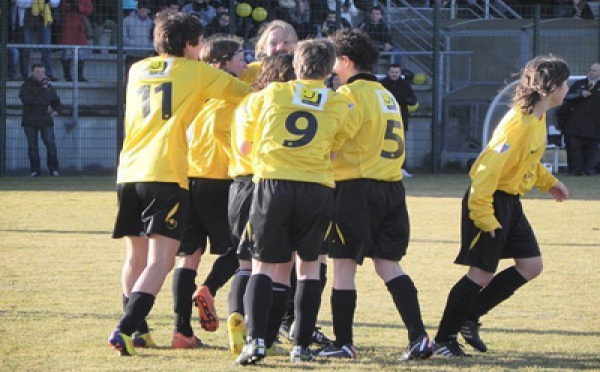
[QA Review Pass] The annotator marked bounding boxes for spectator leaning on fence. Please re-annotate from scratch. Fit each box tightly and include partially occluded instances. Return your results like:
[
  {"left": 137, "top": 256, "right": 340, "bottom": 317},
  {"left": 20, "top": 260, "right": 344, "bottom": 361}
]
[
  {"left": 16, "top": 0, "right": 61, "bottom": 81},
  {"left": 123, "top": 1, "right": 155, "bottom": 86},
  {"left": 357, "top": 5, "right": 402, "bottom": 65}
]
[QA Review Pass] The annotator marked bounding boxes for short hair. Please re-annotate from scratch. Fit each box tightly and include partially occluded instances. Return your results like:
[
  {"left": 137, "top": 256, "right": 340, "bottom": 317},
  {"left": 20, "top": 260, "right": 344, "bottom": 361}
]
[
  {"left": 199, "top": 35, "right": 244, "bottom": 68},
  {"left": 370, "top": 5, "right": 383, "bottom": 13},
  {"left": 31, "top": 64, "right": 45, "bottom": 71},
  {"left": 330, "top": 28, "right": 379, "bottom": 72},
  {"left": 388, "top": 64, "right": 401, "bottom": 70},
  {"left": 511, "top": 54, "right": 570, "bottom": 114},
  {"left": 153, "top": 11, "right": 204, "bottom": 56},
  {"left": 293, "top": 39, "right": 336, "bottom": 80},
  {"left": 253, "top": 54, "right": 295, "bottom": 91},
  {"left": 254, "top": 20, "right": 298, "bottom": 60}
]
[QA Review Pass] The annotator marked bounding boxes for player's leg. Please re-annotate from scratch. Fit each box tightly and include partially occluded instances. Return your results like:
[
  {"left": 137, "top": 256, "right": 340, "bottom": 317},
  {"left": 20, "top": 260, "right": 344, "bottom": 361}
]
[
  {"left": 227, "top": 259, "right": 251, "bottom": 355},
  {"left": 171, "top": 249, "right": 204, "bottom": 349},
  {"left": 265, "top": 260, "right": 293, "bottom": 349},
  {"left": 373, "top": 258, "right": 431, "bottom": 361}
]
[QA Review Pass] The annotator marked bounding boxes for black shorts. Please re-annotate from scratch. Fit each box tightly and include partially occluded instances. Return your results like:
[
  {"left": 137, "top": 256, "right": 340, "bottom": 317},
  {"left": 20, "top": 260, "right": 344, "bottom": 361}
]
[
  {"left": 112, "top": 182, "right": 189, "bottom": 241},
  {"left": 327, "top": 179, "right": 410, "bottom": 265},
  {"left": 228, "top": 176, "right": 254, "bottom": 261},
  {"left": 455, "top": 189, "right": 541, "bottom": 273},
  {"left": 249, "top": 179, "right": 333, "bottom": 264},
  {"left": 178, "top": 178, "right": 233, "bottom": 256}
]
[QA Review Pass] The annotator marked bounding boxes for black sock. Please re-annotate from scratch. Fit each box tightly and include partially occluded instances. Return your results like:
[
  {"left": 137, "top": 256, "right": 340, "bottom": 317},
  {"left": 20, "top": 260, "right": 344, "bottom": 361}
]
[
  {"left": 244, "top": 274, "right": 273, "bottom": 340},
  {"left": 294, "top": 280, "right": 322, "bottom": 348},
  {"left": 172, "top": 268, "right": 197, "bottom": 337},
  {"left": 320, "top": 262, "right": 327, "bottom": 294},
  {"left": 386, "top": 275, "right": 426, "bottom": 342},
  {"left": 467, "top": 266, "right": 528, "bottom": 321},
  {"left": 265, "top": 282, "right": 291, "bottom": 347},
  {"left": 331, "top": 288, "right": 357, "bottom": 347},
  {"left": 123, "top": 294, "right": 150, "bottom": 334},
  {"left": 202, "top": 247, "right": 239, "bottom": 296},
  {"left": 228, "top": 268, "right": 251, "bottom": 315},
  {"left": 118, "top": 292, "right": 155, "bottom": 336},
  {"left": 282, "top": 266, "right": 297, "bottom": 327},
  {"left": 435, "top": 275, "right": 482, "bottom": 343}
]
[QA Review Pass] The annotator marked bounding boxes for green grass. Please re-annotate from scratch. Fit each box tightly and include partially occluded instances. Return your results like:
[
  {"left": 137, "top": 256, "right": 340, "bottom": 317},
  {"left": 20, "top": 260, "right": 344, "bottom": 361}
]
[{"left": 1, "top": 175, "right": 599, "bottom": 371}]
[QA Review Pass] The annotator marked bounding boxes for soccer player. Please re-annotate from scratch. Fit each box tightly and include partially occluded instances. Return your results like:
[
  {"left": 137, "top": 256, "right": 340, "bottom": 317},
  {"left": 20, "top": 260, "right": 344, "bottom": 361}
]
[
  {"left": 108, "top": 11, "right": 250, "bottom": 357},
  {"left": 318, "top": 28, "right": 432, "bottom": 362},
  {"left": 190, "top": 20, "right": 300, "bottom": 330},
  {"left": 171, "top": 35, "right": 248, "bottom": 349},
  {"left": 433, "top": 55, "right": 570, "bottom": 357},
  {"left": 226, "top": 53, "right": 297, "bottom": 356},
  {"left": 234, "top": 39, "right": 354, "bottom": 365}
]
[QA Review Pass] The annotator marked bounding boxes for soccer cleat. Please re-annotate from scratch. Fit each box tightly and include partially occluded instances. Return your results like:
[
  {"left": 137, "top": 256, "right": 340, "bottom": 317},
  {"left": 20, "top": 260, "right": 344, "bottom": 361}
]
[
  {"left": 235, "top": 338, "right": 266, "bottom": 365},
  {"left": 108, "top": 330, "right": 138, "bottom": 356},
  {"left": 433, "top": 337, "right": 468, "bottom": 358},
  {"left": 290, "top": 345, "right": 316, "bottom": 363},
  {"left": 278, "top": 322, "right": 293, "bottom": 343},
  {"left": 399, "top": 334, "right": 433, "bottom": 361},
  {"left": 50, "top": 170, "right": 60, "bottom": 176},
  {"left": 460, "top": 320, "right": 488, "bottom": 352},
  {"left": 402, "top": 169, "right": 413, "bottom": 178},
  {"left": 193, "top": 285, "right": 219, "bottom": 332},
  {"left": 132, "top": 332, "right": 157, "bottom": 348},
  {"left": 311, "top": 327, "right": 331, "bottom": 346},
  {"left": 30, "top": 171, "right": 40, "bottom": 177},
  {"left": 171, "top": 332, "right": 204, "bottom": 349},
  {"left": 227, "top": 312, "right": 246, "bottom": 355},
  {"left": 316, "top": 343, "right": 357, "bottom": 359}
]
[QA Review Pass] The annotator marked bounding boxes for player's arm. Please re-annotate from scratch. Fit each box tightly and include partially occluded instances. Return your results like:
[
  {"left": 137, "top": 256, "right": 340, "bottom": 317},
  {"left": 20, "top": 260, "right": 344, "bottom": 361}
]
[
  {"left": 198, "top": 63, "right": 251, "bottom": 104},
  {"left": 468, "top": 141, "right": 512, "bottom": 234},
  {"left": 237, "top": 94, "right": 260, "bottom": 156}
]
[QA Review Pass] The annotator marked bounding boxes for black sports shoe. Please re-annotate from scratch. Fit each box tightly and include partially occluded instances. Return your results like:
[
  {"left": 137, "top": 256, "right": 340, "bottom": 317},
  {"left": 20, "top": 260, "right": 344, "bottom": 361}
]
[
  {"left": 234, "top": 338, "right": 266, "bottom": 366},
  {"left": 290, "top": 345, "right": 316, "bottom": 363},
  {"left": 433, "top": 337, "right": 468, "bottom": 358},
  {"left": 311, "top": 327, "right": 331, "bottom": 346},
  {"left": 399, "top": 334, "right": 433, "bottom": 361},
  {"left": 460, "top": 320, "right": 487, "bottom": 352},
  {"left": 316, "top": 343, "right": 357, "bottom": 359}
]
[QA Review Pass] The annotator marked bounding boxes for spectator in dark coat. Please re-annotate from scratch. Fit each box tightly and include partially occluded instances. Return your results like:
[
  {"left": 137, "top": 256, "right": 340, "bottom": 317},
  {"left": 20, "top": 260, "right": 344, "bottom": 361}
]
[{"left": 19, "top": 64, "right": 62, "bottom": 177}]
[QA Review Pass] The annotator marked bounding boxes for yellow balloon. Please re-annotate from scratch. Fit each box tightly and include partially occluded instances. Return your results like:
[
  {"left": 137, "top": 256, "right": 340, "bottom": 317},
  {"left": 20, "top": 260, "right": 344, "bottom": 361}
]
[
  {"left": 407, "top": 103, "right": 420, "bottom": 113},
  {"left": 236, "top": 3, "right": 252, "bottom": 18},
  {"left": 413, "top": 73, "right": 428, "bottom": 85},
  {"left": 252, "top": 7, "right": 268, "bottom": 22}
]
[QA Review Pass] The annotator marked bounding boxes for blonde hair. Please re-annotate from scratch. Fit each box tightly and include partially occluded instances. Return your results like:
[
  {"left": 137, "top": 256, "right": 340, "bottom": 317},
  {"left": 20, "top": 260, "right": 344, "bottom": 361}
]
[{"left": 254, "top": 20, "right": 298, "bottom": 60}]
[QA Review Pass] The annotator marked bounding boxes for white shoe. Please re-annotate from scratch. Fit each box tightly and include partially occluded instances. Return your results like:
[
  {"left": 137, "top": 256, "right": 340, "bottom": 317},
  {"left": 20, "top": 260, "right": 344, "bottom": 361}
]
[
  {"left": 402, "top": 169, "right": 413, "bottom": 178},
  {"left": 50, "top": 170, "right": 60, "bottom": 177}
]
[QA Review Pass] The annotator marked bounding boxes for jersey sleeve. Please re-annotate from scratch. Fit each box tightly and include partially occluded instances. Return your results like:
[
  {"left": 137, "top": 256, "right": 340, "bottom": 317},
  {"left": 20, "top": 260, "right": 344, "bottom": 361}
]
[
  {"left": 468, "top": 142, "right": 513, "bottom": 232},
  {"left": 198, "top": 63, "right": 251, "bottom": 104},
  {"left": 534, "top": 162, "right": 558, "bottom": 192}
]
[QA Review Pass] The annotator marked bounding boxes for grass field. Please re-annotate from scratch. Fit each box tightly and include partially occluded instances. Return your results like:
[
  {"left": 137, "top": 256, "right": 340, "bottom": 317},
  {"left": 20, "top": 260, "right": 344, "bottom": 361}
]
[{"left": 1, "top": 174, "right": 599, "bottom": 371}]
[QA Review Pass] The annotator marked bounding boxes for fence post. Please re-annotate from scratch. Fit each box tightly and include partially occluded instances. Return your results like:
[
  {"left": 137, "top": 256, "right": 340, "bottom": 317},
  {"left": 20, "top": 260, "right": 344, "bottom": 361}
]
[
  {"left": 431, "top": 0, "right": 441, "bottom": 173},
  {"left": 0, "top": 0, "right": 8, "bottom": 175},
  {"left": 533, "top": 4, "right": 540, "bottom": 57},
  {"left": 117, "top": 0, "right": 125, "bottom": 158}
]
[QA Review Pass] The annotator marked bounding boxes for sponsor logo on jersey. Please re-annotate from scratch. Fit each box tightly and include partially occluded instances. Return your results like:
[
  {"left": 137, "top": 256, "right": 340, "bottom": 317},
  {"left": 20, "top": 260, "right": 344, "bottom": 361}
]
[
  {"left": 376, "top": 90, "right": 399, "bottom": 114},
  {"left": 292, "top": 85, "right": 328, "bottom": 110},
  {"left": 142, "top": 58, "right": 173, "bottom": 78}
]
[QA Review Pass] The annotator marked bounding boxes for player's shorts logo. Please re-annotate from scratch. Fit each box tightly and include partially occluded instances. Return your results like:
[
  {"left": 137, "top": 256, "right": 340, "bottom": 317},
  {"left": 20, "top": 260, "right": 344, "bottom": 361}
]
[{"left": 165, "top": 202, "right": 180, "bottom": 230}]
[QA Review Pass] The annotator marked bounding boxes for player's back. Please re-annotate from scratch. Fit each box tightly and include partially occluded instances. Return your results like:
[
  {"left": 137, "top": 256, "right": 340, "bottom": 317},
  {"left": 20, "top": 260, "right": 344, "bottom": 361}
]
[
  {"left": 248, "top": 80, "right": 350, "bottom": 187},
  {"left": 118, "top": 56, "right": 249, "bottom": 188},
  {"left": 334, "top": 79, "right": 405, "bottom": 182}
]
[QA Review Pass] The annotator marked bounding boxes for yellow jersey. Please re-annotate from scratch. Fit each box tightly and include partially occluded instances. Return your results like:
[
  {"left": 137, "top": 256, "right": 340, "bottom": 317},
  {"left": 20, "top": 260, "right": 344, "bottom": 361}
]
[
  {"left": 229, "top": 94, "right": 255, "bottom": 178},
  {"left": 242, "top": 79, "right": 353, "bottom": 187},
  {"left": 117, "top": 56, "right": 250, "bottom": 188},
  {"left": 187, "top": 97, "right": 239, "bottom": 179},
  {"left": 468, "top": 108, "right": 558, "bottom": 231},
  {"left": 240, "top": 61, "right": 261, "bottom": 84},
  {"left": 333, "top": 77, "right": 406, "bottom": 181}
]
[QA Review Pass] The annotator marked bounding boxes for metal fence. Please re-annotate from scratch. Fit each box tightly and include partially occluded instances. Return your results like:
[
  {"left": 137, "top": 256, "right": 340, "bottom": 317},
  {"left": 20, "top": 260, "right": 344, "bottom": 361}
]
[{"left": 1, "top": 1, "right": 599, "bottom": 175}]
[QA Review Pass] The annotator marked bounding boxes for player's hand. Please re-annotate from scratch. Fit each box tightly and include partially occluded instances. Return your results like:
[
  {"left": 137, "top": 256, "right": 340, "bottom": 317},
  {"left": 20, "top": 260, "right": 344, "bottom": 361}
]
[
  {"left": 489, "top": 226, "right": 502, "bottom": 238},
  {"left": 549, "top": 180, "right": 569, "bottom": 202}
]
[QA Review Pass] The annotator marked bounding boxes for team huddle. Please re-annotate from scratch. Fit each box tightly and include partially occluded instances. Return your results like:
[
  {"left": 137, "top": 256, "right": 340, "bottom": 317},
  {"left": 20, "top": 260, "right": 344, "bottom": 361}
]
[{"left": 107, "top": 11, "right": 570, "bottom": 365}]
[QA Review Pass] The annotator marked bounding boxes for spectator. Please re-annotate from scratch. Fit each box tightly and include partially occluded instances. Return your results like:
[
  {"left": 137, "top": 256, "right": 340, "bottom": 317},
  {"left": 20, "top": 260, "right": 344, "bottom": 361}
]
[
  {"left": 326, "top": 0, "right": 359, "bottom": 26},
  {"left": 122, "top": 0, "right": 138, "bottom": 15},
  {"left": 325, "top": 72, "right": 341, "bottom": 90},
  {"left": 321, "top": 10, "right": 351, "bottom": 37},
  {"left": 60, "top": 0, "right": 93, "bottom": 82},
  {"left": 7, "top": 1, "right": 21, "bottom": 80},
  {"left": 19, "top": 64, "right": 61, "bottom": 177},
  {"left": 562, "top": 63, "right": 600, "bottom": 175},
  {"left": 16, "top": 0, "right": 61, "bottom": 81},
  {"left": 380, "top": 64, "right": 418, "bottom": 177},
  {"left": 91, "top": 2, "right": 119, "bottom": 53},
  {"left": 566, "top": 0, "right": 594, "bottom": 18},
  {"left": 123, "top": 1, "right": 155, "bottom": 85},
  {"left": 182, "top": 0, "right": 217, "bottom": 27},
  {"left": 284, "top": 0, "right": 316, "bottom": 39},
  {"left": 358, "top": 6, "right": 402, "bottom": 65},
  {"left": 205, "top": 10, "right": 233, "bottom": 36}
]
